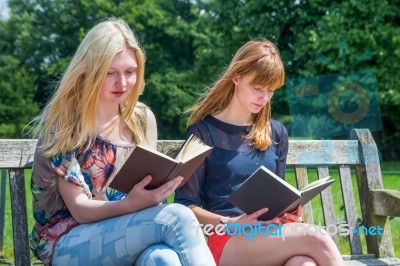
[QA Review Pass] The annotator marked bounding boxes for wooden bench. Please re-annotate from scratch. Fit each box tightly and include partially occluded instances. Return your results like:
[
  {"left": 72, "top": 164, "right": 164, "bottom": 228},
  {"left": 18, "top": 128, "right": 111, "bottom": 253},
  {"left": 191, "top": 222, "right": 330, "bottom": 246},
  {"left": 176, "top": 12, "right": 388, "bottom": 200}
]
[{"left": 0, "top": 128, "right": 399, "bottom": 266}]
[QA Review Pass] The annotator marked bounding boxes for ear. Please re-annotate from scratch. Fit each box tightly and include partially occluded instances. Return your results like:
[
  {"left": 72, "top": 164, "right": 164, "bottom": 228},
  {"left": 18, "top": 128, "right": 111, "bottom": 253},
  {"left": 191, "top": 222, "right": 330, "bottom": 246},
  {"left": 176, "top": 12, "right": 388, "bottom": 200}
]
[{"left": 232, "top": 74, "right": 241, "bottom": 86}]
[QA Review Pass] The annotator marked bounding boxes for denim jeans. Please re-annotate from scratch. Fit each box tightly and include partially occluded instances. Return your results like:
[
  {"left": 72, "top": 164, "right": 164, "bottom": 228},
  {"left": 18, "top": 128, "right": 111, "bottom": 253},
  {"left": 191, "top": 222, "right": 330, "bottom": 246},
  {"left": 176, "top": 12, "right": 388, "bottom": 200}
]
[{"left": 52, "top": 203, "right": 215, "bottom": 266}]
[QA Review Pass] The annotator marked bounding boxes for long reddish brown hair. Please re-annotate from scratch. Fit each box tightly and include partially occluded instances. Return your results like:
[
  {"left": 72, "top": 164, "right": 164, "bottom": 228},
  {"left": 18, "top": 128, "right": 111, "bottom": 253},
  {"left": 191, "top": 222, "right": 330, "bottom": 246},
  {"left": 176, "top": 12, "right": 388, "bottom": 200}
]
[{"left": 188, "top": 39, "right": 285, "bottom": 150}]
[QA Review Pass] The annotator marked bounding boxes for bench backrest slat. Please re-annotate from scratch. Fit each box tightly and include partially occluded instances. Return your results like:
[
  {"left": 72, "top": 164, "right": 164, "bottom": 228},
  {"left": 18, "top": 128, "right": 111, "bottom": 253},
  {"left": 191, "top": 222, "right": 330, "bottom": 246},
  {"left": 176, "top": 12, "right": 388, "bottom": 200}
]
[
  {"left": 339, "top": 165, "right": 363, "bottom": 254},
  {"left": 293, "top": 166, "right": 314, "bottom": 224},
  {"left": 9, "top": 169, "right": 30, "bottom": 266},
  {"left": 0, "top": 169, "right": 6, "bottom": 251},
  {"left": 0, "top": 139, "right": 362, "bottom": 168},
  {"left": 286, "top": 140, "right": 360, "bottom": 165},
  {"left": 317, "top": 166, "right": 339, "bottom": 246},
  {"left": 350, "top": 130, "right": 395, "bottom": 258},
  {"left": 0, "top": 139, "right": 37, "bottom": 168}
]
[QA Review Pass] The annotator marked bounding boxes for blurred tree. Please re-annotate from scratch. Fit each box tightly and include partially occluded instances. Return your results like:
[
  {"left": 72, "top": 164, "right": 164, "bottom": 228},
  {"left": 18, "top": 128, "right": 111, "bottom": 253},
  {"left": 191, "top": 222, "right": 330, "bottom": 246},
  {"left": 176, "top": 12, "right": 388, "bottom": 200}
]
[
  {"left": 123, "top": 0, "right": 203, "bottom": 138},
  {"left": 0, "top": 55, "right": 38, "bottom": 137},
  {"left": 0, "top": 0, "right": 399, "bottom": 158},
  {"left": 4, "top": 0, "right": 114, "bottom": 106},
  {"left": 289, "top": 0, "right": 400, "bottom": 158},
  {"left": 1, "top": 0, "right": 202, "bottom": 139}
]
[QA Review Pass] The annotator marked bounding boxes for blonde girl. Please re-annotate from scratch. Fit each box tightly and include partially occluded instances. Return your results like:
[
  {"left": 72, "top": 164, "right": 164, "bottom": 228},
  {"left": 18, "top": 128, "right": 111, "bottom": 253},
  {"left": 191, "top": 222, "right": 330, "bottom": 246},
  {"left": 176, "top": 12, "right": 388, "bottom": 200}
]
[{"left": 30, "top": 18, "right": 214, "bottom": 266}]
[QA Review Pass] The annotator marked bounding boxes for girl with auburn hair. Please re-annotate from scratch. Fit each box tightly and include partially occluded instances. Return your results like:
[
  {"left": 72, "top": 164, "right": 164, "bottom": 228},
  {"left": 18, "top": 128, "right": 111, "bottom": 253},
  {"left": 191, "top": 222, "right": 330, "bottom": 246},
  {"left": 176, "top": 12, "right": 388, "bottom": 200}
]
[
  {"left": 29, "top": 18, "right": 214, "bottom": 266},
  {"left": 175, "top": 39, "right": 344, "bottom": 266}
]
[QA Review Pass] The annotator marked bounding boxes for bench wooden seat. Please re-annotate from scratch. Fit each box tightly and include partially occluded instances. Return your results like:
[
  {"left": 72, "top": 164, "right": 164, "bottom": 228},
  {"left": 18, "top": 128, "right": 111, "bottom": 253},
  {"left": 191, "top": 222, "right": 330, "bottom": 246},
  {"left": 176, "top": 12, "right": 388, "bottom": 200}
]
[{"left": 1, "top": 128, "right": 399, "bottom": 265}]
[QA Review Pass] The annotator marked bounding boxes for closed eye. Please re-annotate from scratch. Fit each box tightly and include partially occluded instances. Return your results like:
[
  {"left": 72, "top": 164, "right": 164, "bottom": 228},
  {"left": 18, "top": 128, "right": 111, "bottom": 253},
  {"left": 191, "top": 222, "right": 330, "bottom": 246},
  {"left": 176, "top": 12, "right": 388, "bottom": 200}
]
[{"left": 126, "top": 67, "right": 137, "bottom": 74}]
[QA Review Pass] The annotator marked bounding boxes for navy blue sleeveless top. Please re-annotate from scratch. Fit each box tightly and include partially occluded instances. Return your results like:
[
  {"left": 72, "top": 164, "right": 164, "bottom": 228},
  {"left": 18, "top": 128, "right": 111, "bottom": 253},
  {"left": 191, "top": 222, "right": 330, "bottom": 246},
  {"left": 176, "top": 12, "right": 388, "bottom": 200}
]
[{"left": 174, "top": 115, "right": 289, "bottom": 217}]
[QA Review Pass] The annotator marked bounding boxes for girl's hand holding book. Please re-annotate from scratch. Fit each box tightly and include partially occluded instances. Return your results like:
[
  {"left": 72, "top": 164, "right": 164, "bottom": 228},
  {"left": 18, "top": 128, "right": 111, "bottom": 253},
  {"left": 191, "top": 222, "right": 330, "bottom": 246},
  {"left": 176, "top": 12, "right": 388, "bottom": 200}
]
[
  {"left": 278, "top": 205, "right": 303, "bottom": 224},
  {"left": 231, "top": 208, "right": 280, "bottom": 226},
  {"left": 124, "top": 175, "right": 183, "bottom": 211}
]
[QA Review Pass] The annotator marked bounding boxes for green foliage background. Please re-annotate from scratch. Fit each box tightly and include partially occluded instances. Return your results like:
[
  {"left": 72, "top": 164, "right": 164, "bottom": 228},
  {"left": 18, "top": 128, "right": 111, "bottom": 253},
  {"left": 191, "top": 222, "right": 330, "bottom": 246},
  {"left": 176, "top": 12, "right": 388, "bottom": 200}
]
[{"left": 0, "top": 0, "right": 399, "bottom": 158}]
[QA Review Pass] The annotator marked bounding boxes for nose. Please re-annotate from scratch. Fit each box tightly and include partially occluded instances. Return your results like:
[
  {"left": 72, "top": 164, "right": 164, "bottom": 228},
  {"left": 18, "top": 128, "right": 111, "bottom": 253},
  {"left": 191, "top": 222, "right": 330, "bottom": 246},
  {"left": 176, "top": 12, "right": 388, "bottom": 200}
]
[
  {"left": 259, "top": 91, "right": 272, "bottom": 102},
  {"left": 117, "top": 74, "right": 127, "bottom": 89}
]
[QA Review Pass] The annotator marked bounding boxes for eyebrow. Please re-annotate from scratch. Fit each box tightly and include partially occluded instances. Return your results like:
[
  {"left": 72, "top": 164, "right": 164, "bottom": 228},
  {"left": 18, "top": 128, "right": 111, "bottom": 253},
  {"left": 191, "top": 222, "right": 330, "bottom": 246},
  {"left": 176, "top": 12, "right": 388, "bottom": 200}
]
[
  {"left": 254, "top": 85, "right": 276, "bottom": 91},
  {"left": 108, "top": 66, "right": 138, "bottom": 71}
]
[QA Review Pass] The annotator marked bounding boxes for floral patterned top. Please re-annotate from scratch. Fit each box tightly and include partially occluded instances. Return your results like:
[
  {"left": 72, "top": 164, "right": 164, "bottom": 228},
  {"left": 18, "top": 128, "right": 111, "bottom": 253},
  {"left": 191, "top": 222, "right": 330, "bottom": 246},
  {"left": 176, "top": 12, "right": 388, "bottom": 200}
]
[{"left": 29, "top": 136, "right": 134, "bottom": 265}]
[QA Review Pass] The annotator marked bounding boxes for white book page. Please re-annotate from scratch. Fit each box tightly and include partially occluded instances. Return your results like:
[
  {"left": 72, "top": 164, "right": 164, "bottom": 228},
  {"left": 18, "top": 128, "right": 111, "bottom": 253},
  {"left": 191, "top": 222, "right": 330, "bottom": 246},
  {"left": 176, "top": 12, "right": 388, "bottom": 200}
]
[
  {"left": 175, "top": 134, "right": 211, "bottom": 163},
  {"left": 302, "top": 176, "right": 331, "bottom": 191}
]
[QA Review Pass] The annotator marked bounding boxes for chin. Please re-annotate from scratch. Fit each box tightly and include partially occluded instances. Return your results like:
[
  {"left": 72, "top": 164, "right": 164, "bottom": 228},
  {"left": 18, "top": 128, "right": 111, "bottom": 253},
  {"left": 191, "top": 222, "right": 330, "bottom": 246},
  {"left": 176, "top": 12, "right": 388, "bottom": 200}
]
[{"left": 251, "top": 108, "right": 263, "bottom": 114}]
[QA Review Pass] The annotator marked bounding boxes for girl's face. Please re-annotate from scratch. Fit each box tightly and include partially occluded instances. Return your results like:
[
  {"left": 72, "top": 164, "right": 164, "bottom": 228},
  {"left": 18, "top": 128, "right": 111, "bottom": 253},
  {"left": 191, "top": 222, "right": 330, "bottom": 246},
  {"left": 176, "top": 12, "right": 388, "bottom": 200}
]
[
  {"left": 99, "top": 49, "right": 138, "bottom": 106},
  {"left": 232, "top": 74, "right": 275, "bottom": 114}
]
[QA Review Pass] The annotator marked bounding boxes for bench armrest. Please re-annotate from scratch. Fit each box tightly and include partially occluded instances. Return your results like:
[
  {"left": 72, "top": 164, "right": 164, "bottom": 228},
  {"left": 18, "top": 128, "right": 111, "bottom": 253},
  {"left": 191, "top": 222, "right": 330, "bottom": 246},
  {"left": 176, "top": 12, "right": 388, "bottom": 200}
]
[{"left": 371, "top": 189, "right": 400, "bottom": 217}]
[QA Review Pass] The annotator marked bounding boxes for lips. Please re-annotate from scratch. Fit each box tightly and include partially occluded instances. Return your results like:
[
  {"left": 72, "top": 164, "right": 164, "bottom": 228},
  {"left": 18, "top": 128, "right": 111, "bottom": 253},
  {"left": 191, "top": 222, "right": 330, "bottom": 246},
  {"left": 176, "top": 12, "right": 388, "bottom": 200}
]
[{"left": 112, "top": 91, "right": 126, "bottom": 96}]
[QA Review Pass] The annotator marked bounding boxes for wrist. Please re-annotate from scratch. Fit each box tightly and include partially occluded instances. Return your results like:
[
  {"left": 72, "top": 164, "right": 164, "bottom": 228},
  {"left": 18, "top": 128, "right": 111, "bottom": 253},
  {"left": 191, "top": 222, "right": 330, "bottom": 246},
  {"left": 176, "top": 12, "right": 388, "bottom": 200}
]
[{"left": 220, "top": 216, "right": 230, "bottom": 225}]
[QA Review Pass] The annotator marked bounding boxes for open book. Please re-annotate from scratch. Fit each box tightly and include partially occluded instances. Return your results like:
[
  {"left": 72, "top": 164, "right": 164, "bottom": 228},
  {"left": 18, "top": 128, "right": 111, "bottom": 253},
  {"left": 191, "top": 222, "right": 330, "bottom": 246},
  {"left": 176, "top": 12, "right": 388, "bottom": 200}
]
[
  {"left": 108, "top": 134, "right": 213, "bottom": 193},
  {"left": 227, "top": 166, "right": 335, "bottom": 221}
]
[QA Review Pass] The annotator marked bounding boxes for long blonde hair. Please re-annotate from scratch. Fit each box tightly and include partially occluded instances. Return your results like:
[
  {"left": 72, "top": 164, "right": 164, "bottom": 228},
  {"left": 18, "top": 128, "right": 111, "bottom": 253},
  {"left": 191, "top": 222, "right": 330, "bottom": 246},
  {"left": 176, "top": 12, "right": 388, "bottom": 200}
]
[
  {"left": 32, "top": 18, "right": 147, "bottom": 156},
  {"left": 188, "top": 39, "right": 285, "bottom": 150}
]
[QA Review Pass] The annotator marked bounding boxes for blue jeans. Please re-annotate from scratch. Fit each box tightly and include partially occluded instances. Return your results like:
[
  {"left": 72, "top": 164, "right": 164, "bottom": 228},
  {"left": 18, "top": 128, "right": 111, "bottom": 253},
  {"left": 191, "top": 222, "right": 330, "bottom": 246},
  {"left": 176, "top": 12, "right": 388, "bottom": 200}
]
[{"left": 52, "top": 203, "right": 215, "bottom": 266}]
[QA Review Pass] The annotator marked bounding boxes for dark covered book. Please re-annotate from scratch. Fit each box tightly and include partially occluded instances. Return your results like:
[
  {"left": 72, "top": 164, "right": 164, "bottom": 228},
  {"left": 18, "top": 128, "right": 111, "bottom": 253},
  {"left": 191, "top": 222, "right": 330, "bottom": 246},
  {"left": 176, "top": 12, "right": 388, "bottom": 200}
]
[
  {"left": 109, "top": 134, "right": 213, "bottom": 193},
  {"left": 227, "top": 165, "right": 335, "bottom": 220}
]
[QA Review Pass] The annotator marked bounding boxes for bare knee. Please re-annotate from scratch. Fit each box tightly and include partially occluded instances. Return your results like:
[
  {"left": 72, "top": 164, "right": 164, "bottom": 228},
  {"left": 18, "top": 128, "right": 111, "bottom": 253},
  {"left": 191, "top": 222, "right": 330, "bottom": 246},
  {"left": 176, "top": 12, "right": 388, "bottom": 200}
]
[
  {"left": 305, "top": 228, "right": 344, "bottom": 264},
  {"left": 286, "top": 224, "right": 337, "bottom": 252},
  {"left": 284, "top": 255, "right": 317, "bottom": 266},
  {"left": 309, "top": 228, "right": 338, "bottom": 252},
  {"left": 284, "top": 224, "right": 343, "bottom": 263}
]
